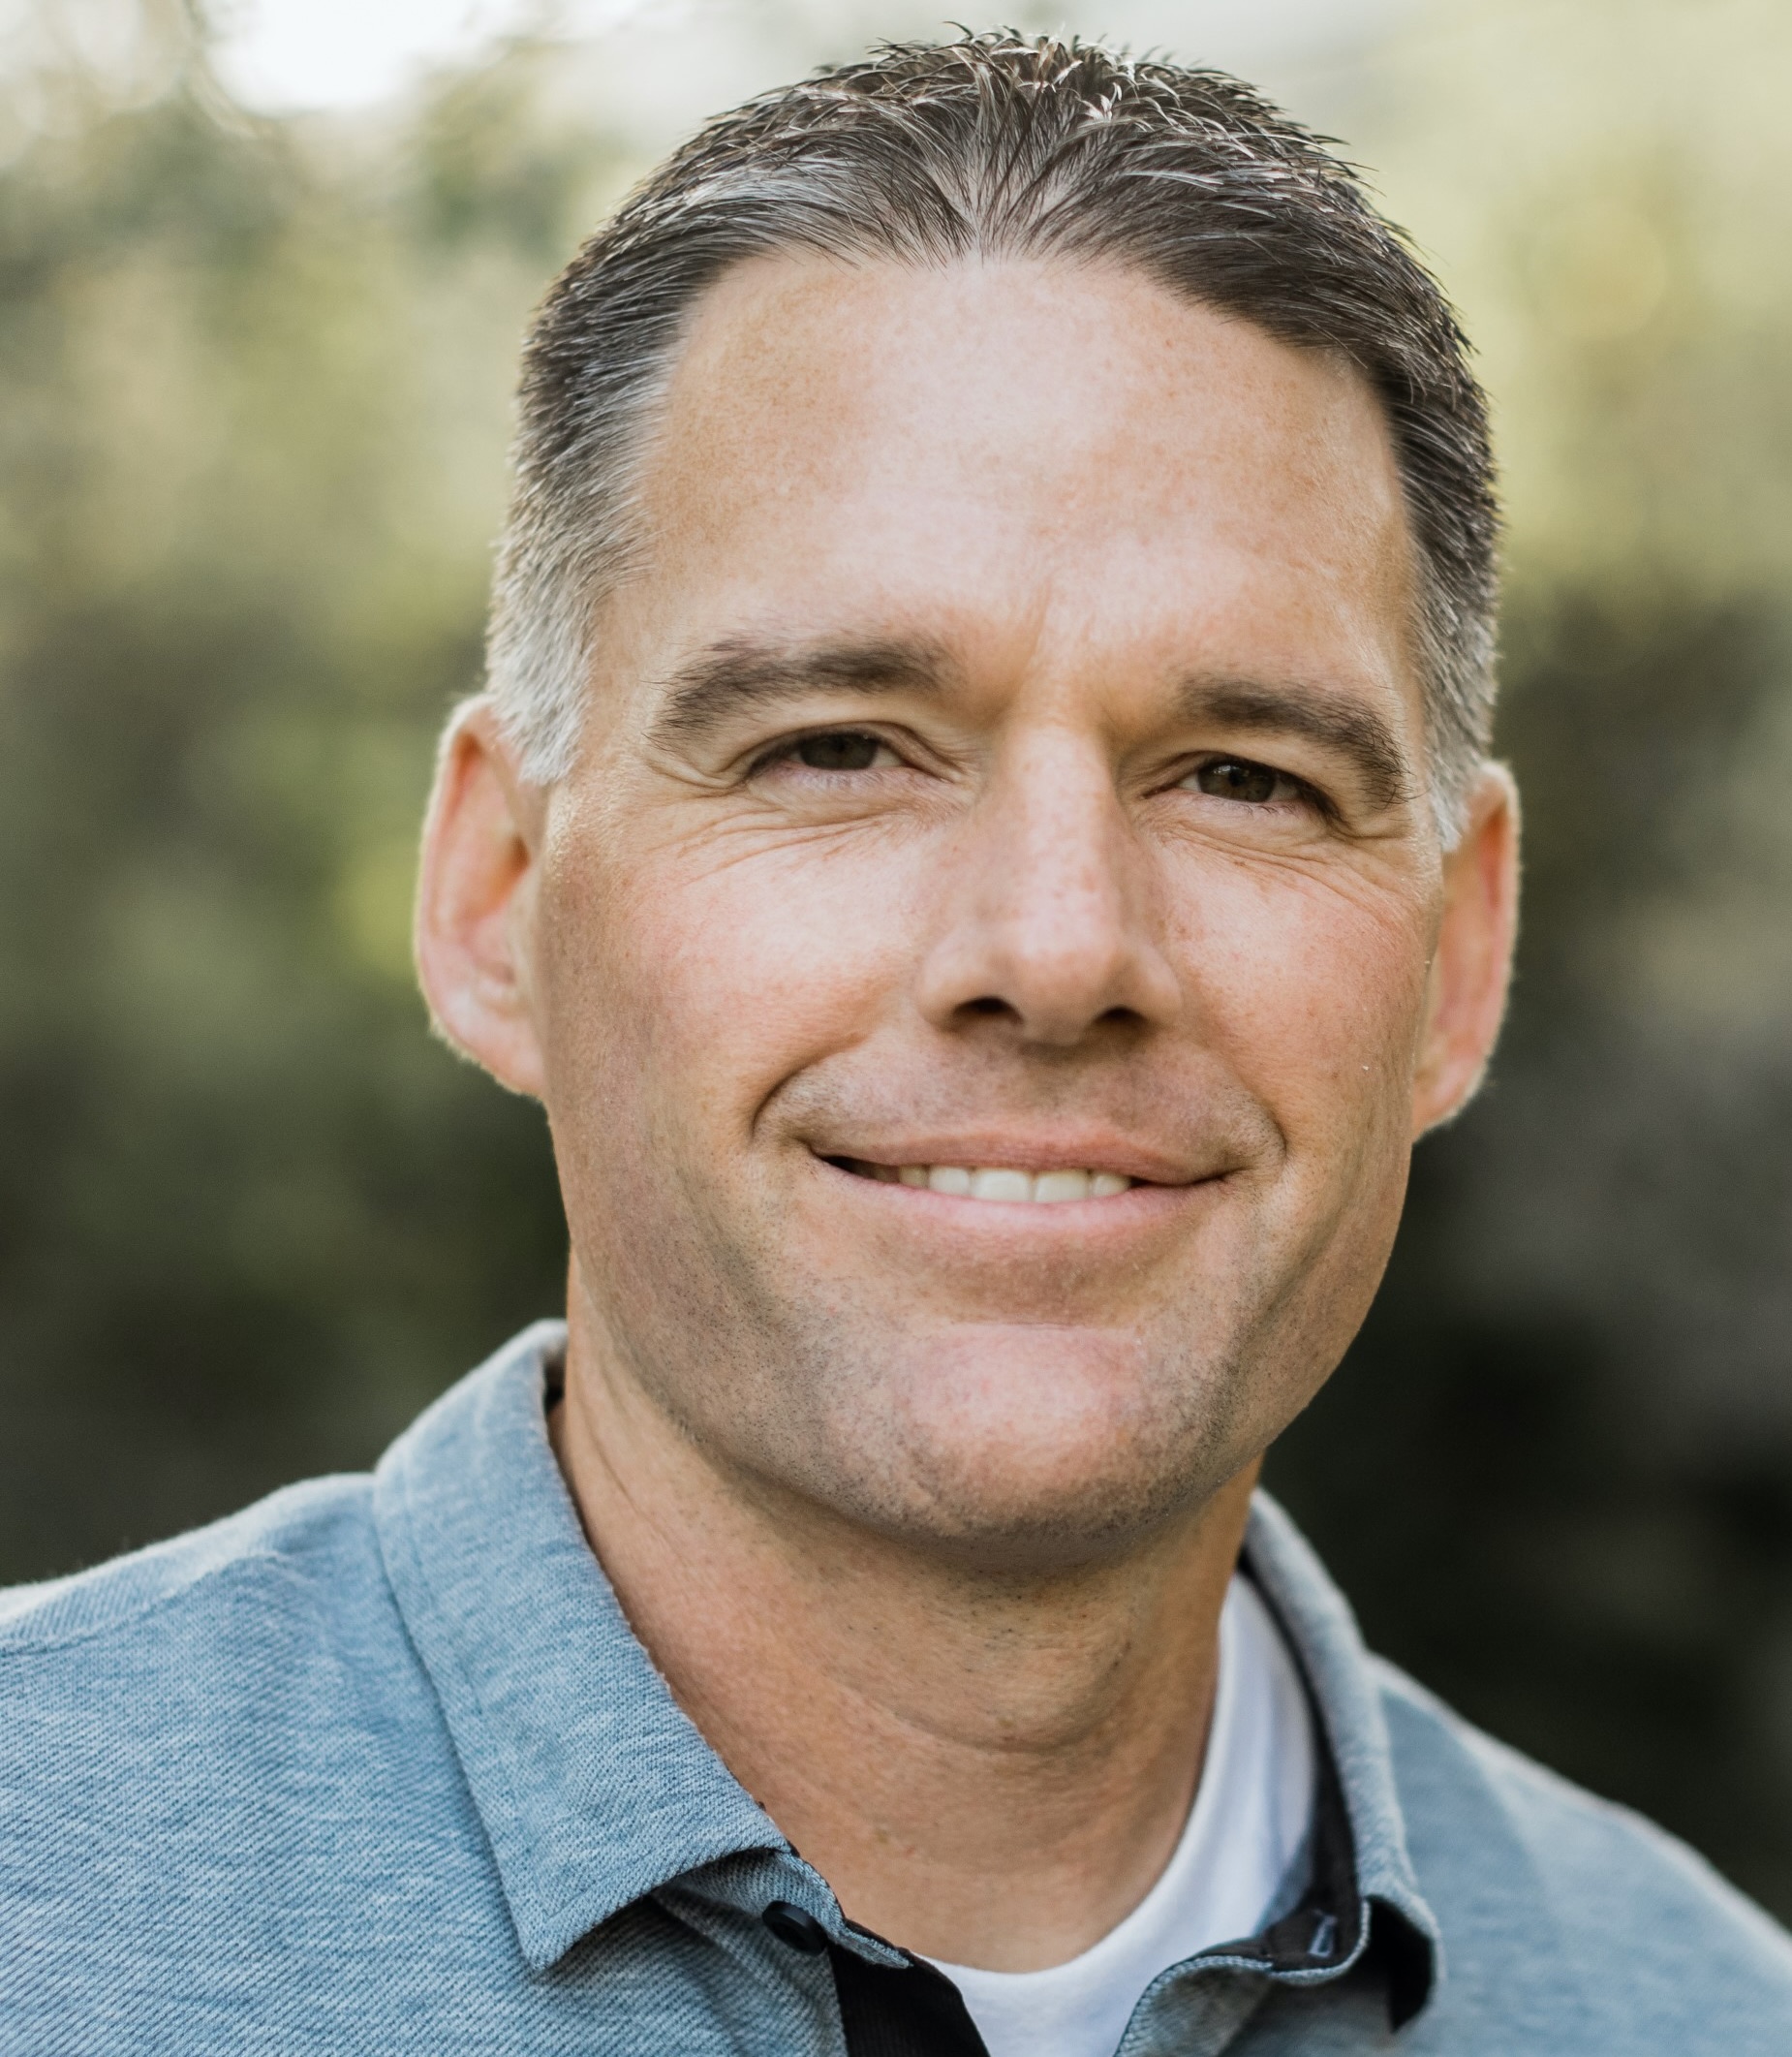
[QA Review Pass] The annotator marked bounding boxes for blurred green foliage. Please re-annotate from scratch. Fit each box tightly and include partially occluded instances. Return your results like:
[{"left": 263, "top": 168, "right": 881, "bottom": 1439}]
[
  {"left": 0, "top": 15, "right": 621, "bottom": 1565},
  {"left": 3, "top": 0, "right": 1791, "bottom": 1917}
]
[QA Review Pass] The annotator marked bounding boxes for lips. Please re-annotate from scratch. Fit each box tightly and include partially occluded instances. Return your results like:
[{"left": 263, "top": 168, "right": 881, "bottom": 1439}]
[
  {"left": 796, "top": 1103, "right": 1220, "bottom": 1204},
  {"left": 840, "top": 1161, "right": 1134, "bottom": 1202}
]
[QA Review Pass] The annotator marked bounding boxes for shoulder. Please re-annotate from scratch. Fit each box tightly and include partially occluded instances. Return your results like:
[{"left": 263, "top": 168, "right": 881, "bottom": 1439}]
[
  {"left": 0, "top": 1471, "right": 386, "bottom": 1668},
  {"left": 0, "top": 1472, "right": 500, "bottom": 2024},
  {"left": 1373, "top": 1656, "right": 1792, "bottom": 2045},
  {"left": 0, "top": 1474, "right": 450, "bottom": 1868}
]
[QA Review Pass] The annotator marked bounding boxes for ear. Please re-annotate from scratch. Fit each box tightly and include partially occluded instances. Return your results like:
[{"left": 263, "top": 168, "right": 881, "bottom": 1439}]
[
  {"left": 414, "top": 697, "right": 548, "bottom": 1098},
  {"left": 1411, "top": 763, "right": 1521, "bottom": 1136}
]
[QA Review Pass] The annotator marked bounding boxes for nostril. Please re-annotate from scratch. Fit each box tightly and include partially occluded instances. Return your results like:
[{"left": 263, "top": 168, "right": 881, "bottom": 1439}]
[{"left": 959, "top": 995, "right": 1018, "bottom": 1020}]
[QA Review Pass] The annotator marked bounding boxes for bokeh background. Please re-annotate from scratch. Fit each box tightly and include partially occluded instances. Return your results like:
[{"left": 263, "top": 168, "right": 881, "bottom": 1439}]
[{"left": 4, "top": 0, "right": 1790, "bottom": 1912}]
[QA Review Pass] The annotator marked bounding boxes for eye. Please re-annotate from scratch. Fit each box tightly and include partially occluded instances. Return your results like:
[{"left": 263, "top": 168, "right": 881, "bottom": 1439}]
[
  {"left": 1183, "top": 756, "right": 1303, "bottom": 806},
  {"left": 779, "top": 730, "right": 899, "bottom": 772}
]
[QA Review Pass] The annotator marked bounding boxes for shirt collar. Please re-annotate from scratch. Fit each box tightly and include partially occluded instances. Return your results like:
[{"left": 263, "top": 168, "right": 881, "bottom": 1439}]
[
  {"left": 373, "top": 1322, "right": 786, "bottom": 1969},
  {"left": 1241, "top": 1491, "right": 1442, "bottom": 2026},
  {"left": 376, "top": 1324, "right": 1437, "bottom": 2022}
]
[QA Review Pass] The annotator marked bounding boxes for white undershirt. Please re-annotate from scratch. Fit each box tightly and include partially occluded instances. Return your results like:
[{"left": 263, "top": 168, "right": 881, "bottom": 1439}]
[{"left": 928, "top": 1575, "right": 1316, "bottom": 2057}]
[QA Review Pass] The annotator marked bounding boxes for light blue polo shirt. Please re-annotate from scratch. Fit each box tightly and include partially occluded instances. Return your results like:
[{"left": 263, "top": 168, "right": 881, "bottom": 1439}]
[{"left": 4, "top": 1322, "right": 1790, "bottom": 2051}]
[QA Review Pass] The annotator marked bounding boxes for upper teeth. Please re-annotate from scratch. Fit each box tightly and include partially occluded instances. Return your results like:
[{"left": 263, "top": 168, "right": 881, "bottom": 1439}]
[{"left": 861, "top": 1164, "right": 1133, "bottom": 1201}]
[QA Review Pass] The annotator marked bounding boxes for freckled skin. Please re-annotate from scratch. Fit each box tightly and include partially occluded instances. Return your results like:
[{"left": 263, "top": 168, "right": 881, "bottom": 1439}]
[
  {"left": 416, "top": 254, "right": 1518, "bottom": 1966},
  {"left": 536, "top": 259, "right": 1457, "bottom": 1549}
]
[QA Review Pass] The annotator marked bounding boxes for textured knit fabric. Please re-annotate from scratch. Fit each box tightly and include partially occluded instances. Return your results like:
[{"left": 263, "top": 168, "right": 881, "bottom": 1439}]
[{"left": 3, "top": 1321, "right": 1791, "bottom": 2053}]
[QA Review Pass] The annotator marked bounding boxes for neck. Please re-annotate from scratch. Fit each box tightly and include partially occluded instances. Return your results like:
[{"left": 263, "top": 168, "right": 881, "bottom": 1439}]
[{"left": 550, "top": 1309, "right": 1259, "bottom": 1971}]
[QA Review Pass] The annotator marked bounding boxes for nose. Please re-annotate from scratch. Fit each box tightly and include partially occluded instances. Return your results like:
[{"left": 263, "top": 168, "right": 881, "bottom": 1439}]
[{"left": 915, "top": 732, "right": 1182, "bottom": 1046}]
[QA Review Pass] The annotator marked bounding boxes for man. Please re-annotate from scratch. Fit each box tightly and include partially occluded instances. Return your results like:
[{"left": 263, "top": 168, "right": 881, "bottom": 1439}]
[{"left": 3, "top": 31, "right": 1788, "bottom": 2054}]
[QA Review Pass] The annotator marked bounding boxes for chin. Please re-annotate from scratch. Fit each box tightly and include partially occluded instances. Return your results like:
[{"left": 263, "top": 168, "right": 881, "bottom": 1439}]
[{"left": 815, "top": 1322, "right": 1251, "bottom": 1572}]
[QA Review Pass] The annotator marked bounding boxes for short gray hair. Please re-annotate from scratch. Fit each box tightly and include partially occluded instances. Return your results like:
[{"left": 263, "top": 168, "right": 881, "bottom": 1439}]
[{"left": 488, "top": 31, "right": 1498, "bottom": 834}]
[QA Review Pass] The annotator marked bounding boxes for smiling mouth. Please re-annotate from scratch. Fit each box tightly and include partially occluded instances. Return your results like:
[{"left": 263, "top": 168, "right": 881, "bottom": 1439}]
[{"left": 831, "top": 1159, "right": 1138, "bottom": 1203}]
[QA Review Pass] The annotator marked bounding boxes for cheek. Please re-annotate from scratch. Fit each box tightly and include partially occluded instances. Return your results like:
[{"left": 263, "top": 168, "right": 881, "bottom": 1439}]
[
  {"left": 1168, "top": 858, "right": 1433, "bottom": 1151},
  {"left": 541, "top": 827, "right": 930, "bottom": 1143}
]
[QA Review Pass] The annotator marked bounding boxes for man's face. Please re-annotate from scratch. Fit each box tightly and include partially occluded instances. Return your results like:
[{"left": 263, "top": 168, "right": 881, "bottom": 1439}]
[{"left": 429, "top": 256, "right": 1513, "bottom": 1566}]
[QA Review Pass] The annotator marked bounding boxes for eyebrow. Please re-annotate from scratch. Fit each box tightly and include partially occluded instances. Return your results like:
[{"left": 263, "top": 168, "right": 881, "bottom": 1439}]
[
  {"left": 649, "top": 639, "right": 1415, "bottom": 809},
  {"left": 1176, "top": 676, "right": 1414, "bottom": 812},
  {"left": 649, "top": 636, "right": 950, "bottom": 749}
]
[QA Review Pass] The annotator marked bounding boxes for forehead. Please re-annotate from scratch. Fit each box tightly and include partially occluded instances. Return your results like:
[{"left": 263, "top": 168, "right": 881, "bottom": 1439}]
[{"left": 621, "top": 253, "right": 1419, "bottom": 715}]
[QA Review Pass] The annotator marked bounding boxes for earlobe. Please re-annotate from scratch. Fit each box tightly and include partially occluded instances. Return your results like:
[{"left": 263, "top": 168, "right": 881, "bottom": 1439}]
[
  {"left": 1411, "top": 764, "right": 1521, "bottom": 1137},
  {"left": 414, "top": 697, "right": 549, "bottom": 1099}
]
